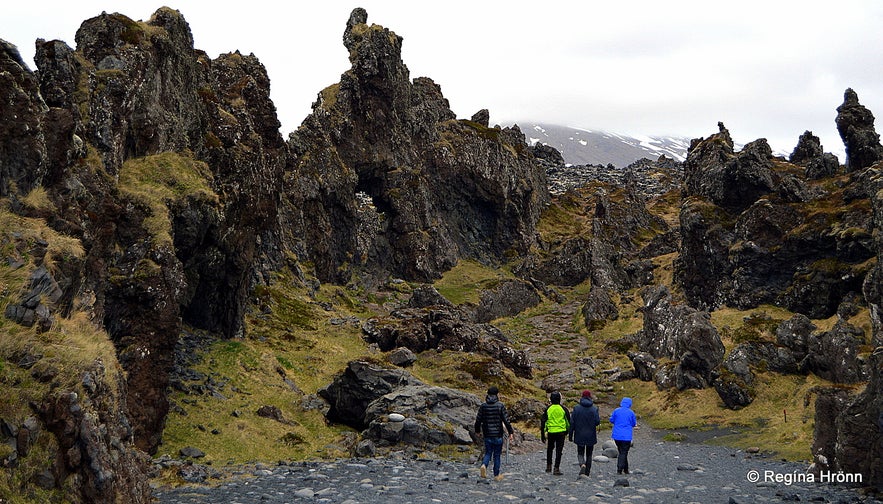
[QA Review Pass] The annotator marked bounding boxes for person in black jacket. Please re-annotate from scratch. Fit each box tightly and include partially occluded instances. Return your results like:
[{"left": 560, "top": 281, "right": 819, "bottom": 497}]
[
  {"left": 474, "top": 386, "right": 515, "bottom": 480},
  {"left": 569, "top": 390, "right": 601, "bottom": 476}
]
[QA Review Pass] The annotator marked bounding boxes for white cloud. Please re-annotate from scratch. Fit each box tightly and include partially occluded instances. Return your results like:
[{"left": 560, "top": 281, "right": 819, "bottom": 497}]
[{"left": 4, "top": 0, "right": 882, "bottom": 161}]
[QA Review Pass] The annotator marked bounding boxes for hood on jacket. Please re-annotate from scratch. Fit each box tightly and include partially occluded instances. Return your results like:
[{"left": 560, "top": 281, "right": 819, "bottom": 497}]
[
  {"left": 579, "top": 397, "right": 594, "bottom": 407},
  {"left": 486, "top": 394, "right": 499, "bottom": 404},
  {"left": 620, "top": 397, "right": 632, "bottom": 408}
]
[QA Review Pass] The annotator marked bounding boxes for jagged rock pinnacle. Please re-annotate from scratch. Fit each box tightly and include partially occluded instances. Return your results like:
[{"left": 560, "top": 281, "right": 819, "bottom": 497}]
[{"left": 344, "top": 7, "right": 368, "bottom": 51}]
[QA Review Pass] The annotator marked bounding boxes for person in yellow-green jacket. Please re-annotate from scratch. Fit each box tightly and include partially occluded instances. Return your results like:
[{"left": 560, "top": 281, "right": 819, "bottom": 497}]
[{"left": 540, "top": 391, "right": 571, "bottom": 475}]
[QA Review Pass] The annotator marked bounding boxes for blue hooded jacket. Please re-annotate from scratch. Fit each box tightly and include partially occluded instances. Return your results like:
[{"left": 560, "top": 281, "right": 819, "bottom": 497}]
[{"left": 609, "top": 397, "right": 637, "bottom": 441}]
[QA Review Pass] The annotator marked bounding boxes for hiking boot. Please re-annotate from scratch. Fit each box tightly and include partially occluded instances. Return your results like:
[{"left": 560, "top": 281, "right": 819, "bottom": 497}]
[
  {"left": 553, "top": 467, "right": 563, "bottom": 475},
  {"left": 579, "top": 464, "right": 586, "bottom": 476},
  {"left": 494, "top": 474, "right": 504, "bottom": 481},
  {"left": 479, "top": 464, "right": 487, "bottom": 478},
  {"left": 545, "top": 463, "right": 552, "bottom": 473}
]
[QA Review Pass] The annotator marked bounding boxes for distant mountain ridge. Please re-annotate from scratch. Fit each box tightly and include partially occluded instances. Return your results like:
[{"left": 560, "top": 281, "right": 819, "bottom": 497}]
[{"left": 516, "top": 122, "right": 691, "bottom": 167}]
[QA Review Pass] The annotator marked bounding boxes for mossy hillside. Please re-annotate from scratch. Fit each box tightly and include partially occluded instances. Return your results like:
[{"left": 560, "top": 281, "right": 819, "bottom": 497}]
[
  {"left": 611, "top": 301, "right": 873, "bottom": 461},
  {"left": 159, "top": 276, "right": 377, "bottom": 465},
  {"left": 0, "top": 203, "right": 84, "bottom": 276},
  {"left": 535, "top": 195, "right": 589, "bottom": 246},
  {"left": 0, "top": 208, "right": 120, "bottom": 503},
  {"left": 118, "top": 151, "right": 218, "bottom": 247},
  {"left": 786, "top": 172, "right": 873, "bottom": 242},
  {"left": 409, "top": 349, "right": 542, "bottom": 404},
  {"left": 616, "top": 372, "right": 839, "bottom": 461},
  {"left": 432, "top": 259, "right": 514, "bottom": 305},
  {"left": 646, "top": 188, "right": 682, "bottom": 228}
]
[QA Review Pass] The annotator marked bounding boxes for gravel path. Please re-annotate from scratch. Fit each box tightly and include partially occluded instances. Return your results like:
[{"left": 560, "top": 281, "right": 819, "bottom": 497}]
[{"left": 152, "top": 426, "right": 880, "bottom": 503}]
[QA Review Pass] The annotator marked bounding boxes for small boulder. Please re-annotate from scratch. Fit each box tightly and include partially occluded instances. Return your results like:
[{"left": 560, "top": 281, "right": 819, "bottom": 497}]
[
  {"left": 628, "top": 351, "right": 658, "bottom": 382},
  {"left": 178, "top": 446, "right": 205, "bottom": 459},
  {"left": 256, "top": 405, "right": 286, "bottom": 423},
  {"left": 178, "top": 464, "right": 208, "bottom": 483},
  {"left": 354, "top": 439, "right": 376, "bottom": 457},
  {"left": 388, "top": 347, "right": 417, "bottom": 367}
]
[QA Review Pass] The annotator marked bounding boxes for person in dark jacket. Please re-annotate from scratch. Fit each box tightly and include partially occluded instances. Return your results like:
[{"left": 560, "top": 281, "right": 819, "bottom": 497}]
[
  {"left": 569, "top": 390, "right": 600, "bottom": 476},
  {"left": 609, "top": 396, "right": 637, "bottom": 474},
  {"left": 474, "top": 386, "right": 514, "bottom": 480},
  {"left": 540, "top": 391, "right": 571, "bottom": 475}
]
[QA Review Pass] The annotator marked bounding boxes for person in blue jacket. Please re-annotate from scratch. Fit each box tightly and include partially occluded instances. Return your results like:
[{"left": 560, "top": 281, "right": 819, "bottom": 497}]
[
  {"left": 609, "top": 397, "right": 637, "bottom": 474},
  {"left": 569, "top": 390, "right": 600, "bottom": 476}
]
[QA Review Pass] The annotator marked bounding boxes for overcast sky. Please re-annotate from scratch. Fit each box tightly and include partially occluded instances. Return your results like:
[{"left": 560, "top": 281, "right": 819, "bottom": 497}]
[{"left": 5, "top": 1, "right": 883, "bottom": 160}]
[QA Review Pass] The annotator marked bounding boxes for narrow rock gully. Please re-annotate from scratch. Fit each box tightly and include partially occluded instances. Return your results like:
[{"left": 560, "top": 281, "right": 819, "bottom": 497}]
[{"left": 153, "top": 423, "right": 879, "bottom": 504}]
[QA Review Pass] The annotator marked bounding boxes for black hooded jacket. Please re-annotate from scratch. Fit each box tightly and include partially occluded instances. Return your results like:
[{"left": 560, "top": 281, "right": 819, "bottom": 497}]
[
  {"left": 570, "top": 396, "right": 601, "bottom": 446},
  {"left": 474, "top": 394, "right": 514, "bottom": 438}
]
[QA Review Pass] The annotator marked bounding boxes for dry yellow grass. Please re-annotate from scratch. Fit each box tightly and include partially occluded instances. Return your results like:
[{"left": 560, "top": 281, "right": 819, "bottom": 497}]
[
  {"left": 160, "top": 280, "right": 372, "bottom": 464},
  {"left": 0, "top": 206, "right": 120, "bottom": 502},
  {"left": 433, "top": 259, "right": 512, "bottom": 305},
  {"left": 615, "top": 371, "right": 839, "bottom": 461},
  {"left": 20, "top": 187, "right": 55, "bottom": 213},
  {"left": 118, "top": 152, "right": 217, "bottom": 246}
]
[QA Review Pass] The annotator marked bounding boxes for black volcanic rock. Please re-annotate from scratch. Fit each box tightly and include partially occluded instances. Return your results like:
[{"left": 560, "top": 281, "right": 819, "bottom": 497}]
[
  {"left": 677, "top": 113, "right": 875, "bottom": 316},
  {"left": 43, "top": 8, "right": 284, "bottom": 455},
  {"left": 471, "top": 108, "right": 490, "bottom": 127},
  {"left": 814, "top": 164, "right": 883, "bottom": 491},
  {"left": 803, "top": 319, "right": 867, "bottom": 383},
  {"left": 319, "top": 361, "right": 480, "bottom": 448},
  {"left": 0, "top": 40, "right": 49, "bottom": 197},
  {"left": 407, "top": 285, "right": 453, "bottom": 309},
  {"left": 530, "top": 142, "right": 566, "bottom": 170},
  {"left": 835, "top": 88, "right": 883, "bottom": 172},
  {"left": 4, "top": 6, "right": 287, "bottom": 458},
  {"left": 581, "top": 286, "right": 619, "bottom": 330},
  {"left": 790, "top": 130, "right": 840, "bottom": 179},
  {"left": 636, "top": 285, "right": 724, "bottom": 390},
  {"left": 361, "top": 306, "right": 532, "bottom": 378},
  {"left": 471, "top": 279, "right": 542, "bottom": 324},
  {"left": 282, "top": 9, "right": 549, "bottom": 283},
  {"left": 684, "top": 123, "right": 775, "bottom": 213}
]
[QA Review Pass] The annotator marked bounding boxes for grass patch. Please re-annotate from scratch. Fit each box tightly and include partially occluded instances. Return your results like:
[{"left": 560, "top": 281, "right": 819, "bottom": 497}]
[
  {"left": 0, "top": 204, "right": 85, "bottom": 274},
  {"left": 615, "top": 372, "right": 832, "bottom": 461},
  {"left": 0, "top": 207, "right": 120, "bottom": 501},
  {"left": 20, "top": 187, "right": 55, "bottom": 213},
  {"left": 536, "top": 199, "right": 588, "bottom": 245},
  {"left": 711, "top": 305, "right": 794, "bottom": 348},
  {"left": 118, "top": 152, "right": 218, "bottom": 246},
  {"left": 410, "top": 350, "right": 543, "bottom": 403},
  {"left": 433, "top": 259, "right": 512, "bottom": 305},
  {"left": 160, "top": 276, "right": 373, "bottom": 464}
]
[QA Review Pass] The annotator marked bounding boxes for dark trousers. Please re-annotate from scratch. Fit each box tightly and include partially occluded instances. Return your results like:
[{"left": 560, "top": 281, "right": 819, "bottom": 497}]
[
  {"left": 546, "top": 432, "right": 566, "bottom": 469},
  {"left": 615, "top": 440, "right": 632, "bottom": 473},
  {"left": 576, "top": 444, "right": 594, "bottom": 474},
  {"left": 482, "top": 437, "right": 503, "bottom": 476}
]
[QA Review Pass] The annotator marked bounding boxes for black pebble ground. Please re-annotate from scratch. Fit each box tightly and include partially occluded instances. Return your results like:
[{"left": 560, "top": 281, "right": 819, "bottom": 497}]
[{"left": 153, "top": 427, "right": 881, "bottom": 503}]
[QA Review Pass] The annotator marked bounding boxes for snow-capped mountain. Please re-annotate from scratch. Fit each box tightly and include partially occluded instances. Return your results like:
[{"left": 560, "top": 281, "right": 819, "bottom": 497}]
[{"left": 515, "top": 122, "right": 692, "bottom": 167}]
